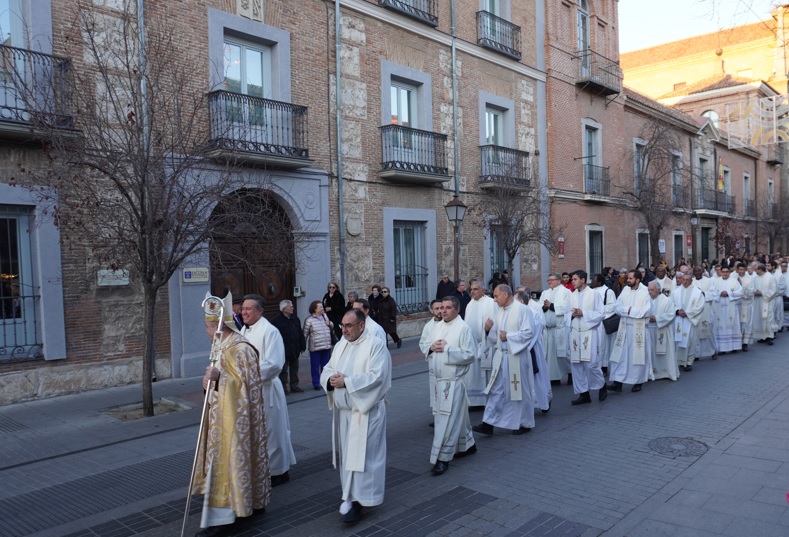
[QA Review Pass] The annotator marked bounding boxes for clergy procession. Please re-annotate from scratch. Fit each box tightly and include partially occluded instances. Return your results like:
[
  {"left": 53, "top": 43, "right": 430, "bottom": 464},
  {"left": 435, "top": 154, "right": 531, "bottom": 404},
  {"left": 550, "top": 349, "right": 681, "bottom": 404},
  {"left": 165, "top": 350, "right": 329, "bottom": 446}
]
[{"left": 185, "top": 253, "right": 788, "bottom": 536}]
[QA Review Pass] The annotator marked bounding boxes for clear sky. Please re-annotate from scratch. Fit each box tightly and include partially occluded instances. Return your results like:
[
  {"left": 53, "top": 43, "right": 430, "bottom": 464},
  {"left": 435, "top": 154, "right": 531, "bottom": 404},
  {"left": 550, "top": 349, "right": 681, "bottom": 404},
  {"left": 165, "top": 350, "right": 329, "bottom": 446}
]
[{"left": 619, "top": 0, "right": 780, "bottom": 52}]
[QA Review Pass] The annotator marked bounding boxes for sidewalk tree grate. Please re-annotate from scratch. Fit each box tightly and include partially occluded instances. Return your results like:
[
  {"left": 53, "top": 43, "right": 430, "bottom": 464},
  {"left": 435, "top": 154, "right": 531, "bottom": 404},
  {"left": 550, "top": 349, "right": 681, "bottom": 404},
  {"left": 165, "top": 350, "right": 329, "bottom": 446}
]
[
  {"left": 648, "top": 437, "right": 708, "bottom": 458},
  {"left": 0, "top": 415, "right": 28, "bottom": 433}
]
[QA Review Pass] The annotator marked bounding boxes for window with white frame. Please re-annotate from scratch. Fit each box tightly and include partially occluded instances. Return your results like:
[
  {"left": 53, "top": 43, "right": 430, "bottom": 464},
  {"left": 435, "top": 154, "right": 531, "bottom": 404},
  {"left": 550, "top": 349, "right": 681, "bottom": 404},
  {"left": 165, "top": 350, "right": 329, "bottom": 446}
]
[
  {"left": 0, "top": 0, "right": 24, "bottom": 47},
  {"left": 673, "top": 231, "right": 684, "bottom": 267},
  {"left": 587, "top": 228, "right": 603, "bottom": 276},
  {"left": 743, "top": 172, "right": 751, "bottom": 214},
  {"left": 637, "top": 231, "right": 650, "bottom": 266},
  {"left": 633, "top": 139, "right": 646, "bottom": 194},
  {"left": 393, "top": 220, "right": 428, "bottom": 313},
  {"left": 0, "top": 206, "right": 39, "bottom": 359},
  {"left": 671, "top": 152, "right": 683, "bottom": 206},
  {"left": 577, "top": 0, "right": 591, "bottom": 76},
  {"left": 768, "top": 178, "right": 775, "bottom": 217},
  {"left": 489, "top": 224, "right": 508, "bottom": 275},
  {"left": 583, "top": 119, "right": 603, "bottom": 192},
  {"left": 485, "top": 106, "right": 503, "bottom": 146}
]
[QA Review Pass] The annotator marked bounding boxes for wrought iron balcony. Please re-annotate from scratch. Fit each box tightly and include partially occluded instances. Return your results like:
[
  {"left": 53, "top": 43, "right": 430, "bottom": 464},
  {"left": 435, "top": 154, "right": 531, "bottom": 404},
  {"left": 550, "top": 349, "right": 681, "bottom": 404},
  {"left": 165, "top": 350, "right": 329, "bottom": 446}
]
[
  {"left": 0, "top": 45, "right": 73, "bottom": 136},
  {"left": 584, "top": 164, "right": 610, "bottom": 196},
  {"left": 576, "top": 49, "right": 622, "bottom": 96},
  {"left": 479, "top": 145, "right": 530, "bottom": 189},
  {"left": 379, "top": 124, "right": 449, "bottom": 184},
  {"left": 476, "top": 11, "right": 521, "bottom": 60},
  {"left": 695, "top": 188, "right": 736, "bottom": 213},
  {"left": 767, "top": 145, "right": 783, "bottom": 166},
  {"left": 743, "top": 198, "right": 756, "bottom": 217},
  {"left": 207, "top": 90, "right": 310, "bottom": 168},
  {"left": 379, "top": 0, "right": 438, "bottom": 27},
  {"left": 672, "top": 184, "right": 689, "bottom": 208}
]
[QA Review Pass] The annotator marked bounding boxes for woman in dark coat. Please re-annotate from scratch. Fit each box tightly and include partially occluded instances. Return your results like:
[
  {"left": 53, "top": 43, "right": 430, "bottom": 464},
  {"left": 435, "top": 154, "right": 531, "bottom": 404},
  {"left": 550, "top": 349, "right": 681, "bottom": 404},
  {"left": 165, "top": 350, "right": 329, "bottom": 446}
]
[
  {"left": 322, "top": 281, "right": 345, "bottom": 340},
  {"left": 378, "top": 286, "right": 402, "bottom": 348}
]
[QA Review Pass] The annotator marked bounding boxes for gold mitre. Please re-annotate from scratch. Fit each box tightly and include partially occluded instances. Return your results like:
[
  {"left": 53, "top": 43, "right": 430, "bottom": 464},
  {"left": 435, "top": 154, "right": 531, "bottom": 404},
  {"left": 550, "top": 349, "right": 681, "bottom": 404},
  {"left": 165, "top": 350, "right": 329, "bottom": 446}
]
[{"left": 203, "top": 290, "right": 237, "bottom": 331}]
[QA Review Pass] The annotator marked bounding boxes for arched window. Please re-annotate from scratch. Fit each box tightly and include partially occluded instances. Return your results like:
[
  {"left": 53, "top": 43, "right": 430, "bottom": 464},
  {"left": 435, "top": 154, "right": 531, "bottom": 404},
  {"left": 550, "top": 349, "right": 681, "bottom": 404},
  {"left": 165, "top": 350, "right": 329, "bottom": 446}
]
[{"left": 702, "top": 110, "right": 719, "bottom": 128}]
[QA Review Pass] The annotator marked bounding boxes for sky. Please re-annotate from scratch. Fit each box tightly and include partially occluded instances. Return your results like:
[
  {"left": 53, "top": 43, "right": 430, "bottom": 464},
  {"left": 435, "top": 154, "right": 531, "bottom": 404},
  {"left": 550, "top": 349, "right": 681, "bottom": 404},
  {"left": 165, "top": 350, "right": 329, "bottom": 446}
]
[{"left": 619, "top": 0, "right": 780, "bottom": 52}]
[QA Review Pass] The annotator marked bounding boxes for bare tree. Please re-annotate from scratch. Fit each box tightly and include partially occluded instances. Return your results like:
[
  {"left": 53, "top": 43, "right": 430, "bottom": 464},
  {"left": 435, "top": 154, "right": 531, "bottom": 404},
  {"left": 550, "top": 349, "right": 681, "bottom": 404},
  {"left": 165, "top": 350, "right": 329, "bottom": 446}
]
[
  {"left": 16, "top": 2, "right": 298, "bottom": 415},
  {"left": 755, "top": 198, "right": 789, "bottom": 253},
  {"left": 469, "top": 182, "right": 559, "bottom": 280},
  {"left": 618, "top": 118, "right": 687, "bottom": 265}
]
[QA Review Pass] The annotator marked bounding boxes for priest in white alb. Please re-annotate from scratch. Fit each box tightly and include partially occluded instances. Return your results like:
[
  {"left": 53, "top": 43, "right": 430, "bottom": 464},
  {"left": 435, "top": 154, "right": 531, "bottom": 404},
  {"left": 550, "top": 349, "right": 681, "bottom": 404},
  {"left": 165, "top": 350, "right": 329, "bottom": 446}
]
[
  {"left": 752, "top": 264, "right": 778, "bottom": 345},
  {"left": 321, "top": 309, "right": 392, "bottom": 524},
  {"left": 654, "top": 265, "right": 674, "bottom": 297},
  {"left": 426, "top": 296, "right": 477, "bottom": 476},
  {"left": 647, "top": 281, "right": 679, "bottom": 381},
  {"left": 420, "top": 300, "right": 444, "bottom": 411},
  {"left": 672, "top": 272, "right": 704, "bottom": 372},
  {"left": 463, "top": 279, "right": 497, "bottom": 407},
  {"left": 515, "top": 290, "right": 552, "bottom": 413},
  {"left": 566, "top": 270, "right": 607, "bottom": 405},
  {"left": 736, "top": 263, "right": 754, "bottom": 352},
  {"left": 711, "top": 266, "right": 743, "bottom": 354},
  {"left": 539, "top": 274, "right": 571, "bottom": 382},
  {"left": 241, "top": 294, "right": 297, "bottom": 487},
  {"left": 692, "top": 266, "right": 719, "bottom": 360},
  {"left": 473, "top": 285, "right": 536, "bottom": 436},
  {"left": 608, "top": 270, "right": 653, "bottom": 393}
]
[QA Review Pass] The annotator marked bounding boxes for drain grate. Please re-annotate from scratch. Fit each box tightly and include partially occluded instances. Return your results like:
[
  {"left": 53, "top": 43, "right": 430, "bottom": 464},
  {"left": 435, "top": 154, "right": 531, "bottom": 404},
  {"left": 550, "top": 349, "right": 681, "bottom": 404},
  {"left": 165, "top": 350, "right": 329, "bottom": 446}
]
[
  {"left": 648, "top": 436, "right": 708, "bottom": 458},
  {"left": 0, "top": 415, "right": 29, "bottom": 433}
]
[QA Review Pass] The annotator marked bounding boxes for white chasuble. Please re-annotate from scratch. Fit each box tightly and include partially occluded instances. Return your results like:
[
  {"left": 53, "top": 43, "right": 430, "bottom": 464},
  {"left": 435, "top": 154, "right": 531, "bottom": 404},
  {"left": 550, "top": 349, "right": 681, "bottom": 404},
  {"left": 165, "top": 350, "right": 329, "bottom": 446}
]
[{"left": 485, "top": 302, "right": 534, "bottom": 402}]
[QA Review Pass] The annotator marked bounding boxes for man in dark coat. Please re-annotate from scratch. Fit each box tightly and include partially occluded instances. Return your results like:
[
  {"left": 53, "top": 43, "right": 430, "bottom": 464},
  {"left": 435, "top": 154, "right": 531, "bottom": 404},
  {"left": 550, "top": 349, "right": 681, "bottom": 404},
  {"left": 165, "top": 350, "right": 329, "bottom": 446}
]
[
  {"left": 271, "top": 299, "right": 306, "bottom": 393},
  {"left": 436, "top": 274, "right": 455, "bottom": 299},
  {"left": 453, "top": 280, "right": 472, "bottom": 319}
]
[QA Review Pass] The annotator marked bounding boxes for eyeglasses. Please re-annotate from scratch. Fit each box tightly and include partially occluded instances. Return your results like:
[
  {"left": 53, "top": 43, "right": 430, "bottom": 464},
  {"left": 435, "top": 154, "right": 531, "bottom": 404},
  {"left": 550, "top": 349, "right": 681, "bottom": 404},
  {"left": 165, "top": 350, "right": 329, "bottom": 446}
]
[
  {"left": 340, "top": 322, "right": 362, "bottom": 329},
  {"left": 382, "top": 290, "right": 389, "bottom": 294},
  {"left": 547, "top": 278, "right": 558, "bottom": 282},
  {"left": 329, "top": 286, "right": 336, "bottom": 289}
]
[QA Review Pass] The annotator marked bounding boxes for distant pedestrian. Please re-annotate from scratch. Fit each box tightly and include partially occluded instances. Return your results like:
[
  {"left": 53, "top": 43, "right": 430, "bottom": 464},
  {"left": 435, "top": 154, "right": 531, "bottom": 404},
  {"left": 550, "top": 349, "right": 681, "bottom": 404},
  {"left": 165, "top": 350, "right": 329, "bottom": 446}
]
[
  {"left": 303, "top": 301, "right": 334, "bottom": 390},
  {"left": 323, "top": 282, "right": 345, "bottom": 341},
  {"left": 436, "top": 274, "right": 455, "bottom": 300},
  {"left": 377, "top": 287, "right": 402, "bottom": 348},
  {"left": 271, "top": 300, "right": 306, "bottom": 394}
]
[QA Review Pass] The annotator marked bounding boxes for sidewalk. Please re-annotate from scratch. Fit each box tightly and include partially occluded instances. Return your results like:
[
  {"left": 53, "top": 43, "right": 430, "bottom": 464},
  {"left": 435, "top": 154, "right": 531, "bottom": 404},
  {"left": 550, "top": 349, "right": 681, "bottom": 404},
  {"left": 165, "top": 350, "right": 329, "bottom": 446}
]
[{"left": 1, "top": 334, "right": 788, "bottom": 537}]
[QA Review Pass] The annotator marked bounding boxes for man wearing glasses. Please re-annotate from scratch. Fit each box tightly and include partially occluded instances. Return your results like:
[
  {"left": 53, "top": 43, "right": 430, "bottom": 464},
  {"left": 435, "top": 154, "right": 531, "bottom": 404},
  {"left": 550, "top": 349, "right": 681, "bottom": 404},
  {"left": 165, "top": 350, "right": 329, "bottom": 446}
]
[{"left": 321, "top": 310, "right": 392, "bottom": 524}]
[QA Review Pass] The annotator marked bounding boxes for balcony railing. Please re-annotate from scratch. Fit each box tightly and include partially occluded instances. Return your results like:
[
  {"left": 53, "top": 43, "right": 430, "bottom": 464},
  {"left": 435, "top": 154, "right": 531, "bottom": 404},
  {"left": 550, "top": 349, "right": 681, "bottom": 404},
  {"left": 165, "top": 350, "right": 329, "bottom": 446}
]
[
  {"left": 379, "top": 124, "right": 449, "bottom": 183},
  {"left": 479, "top": 145, "right": 530, "bottom": 189},
  {"left": 696, "top": 188, "right": 736, "bottom": 213},
  {"left": 743, "top": 198, "right": 756, "bottom": 217},
  {"left": 584, "top": 164, "right": 610, "bottom": 196},
  {"left": 0, "top": 44, "right": 73, "bottom": 131},
  {"left": 379, "top": 0, "right": 438, "bottom": 26},
  {"left": 672, "top": 184, "right": 689, "bottom": 208},
  {"left": 476, "top": 11, "right": 521, "bottom": 60},
  {"left": 207, "top": 90, "right": 309, "bottom": 165},
  {"left": 576, "top": 49, "right": 622, "bottom": 96},
  {"left": 395, "top": 269, "right": 429, "bottom": 314}
]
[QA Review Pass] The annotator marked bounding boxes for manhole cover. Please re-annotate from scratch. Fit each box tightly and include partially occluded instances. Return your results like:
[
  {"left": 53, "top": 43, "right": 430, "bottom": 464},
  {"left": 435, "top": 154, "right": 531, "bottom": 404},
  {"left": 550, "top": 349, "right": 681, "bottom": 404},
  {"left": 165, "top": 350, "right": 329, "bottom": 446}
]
[{"left": 648, "top": 437, "right": 708, "bottom": 457}]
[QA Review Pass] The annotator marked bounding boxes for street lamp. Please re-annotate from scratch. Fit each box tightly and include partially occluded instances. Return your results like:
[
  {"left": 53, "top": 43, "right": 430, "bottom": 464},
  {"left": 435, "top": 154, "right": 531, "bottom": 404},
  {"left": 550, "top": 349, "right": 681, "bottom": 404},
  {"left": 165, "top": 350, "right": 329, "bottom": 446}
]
[
  {"left": 690, "top": 211, "right": 699, "bottom": 265},
  {"left": 445, "top": 196, "right": 467, "bottom": 282}
]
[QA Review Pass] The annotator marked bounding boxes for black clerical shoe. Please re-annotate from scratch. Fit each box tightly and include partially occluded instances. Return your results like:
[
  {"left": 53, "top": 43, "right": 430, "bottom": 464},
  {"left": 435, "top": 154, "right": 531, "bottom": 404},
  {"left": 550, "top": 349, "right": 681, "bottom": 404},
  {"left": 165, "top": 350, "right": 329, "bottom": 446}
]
[
  {"left": 767, "top": 339, "right": 774, "bottom": 346},
  {"left": 431, "top": 460, "right": 449, "bottom": 475},
  {"left": 195, "top": 525, "right": 231, "bottom": 537},
  {"left": 397, "top": 340, "right": 402, "bottom": 348},
  {"left": 271, "top": 471, "right": 290, "bottom": 487},
  {"left": 631, "top": 384, "right": 643, "bottom": 393},
  {"left": 472, "top": 422, "right": 494, "bottom": 436},
  {"left": 541, "top": 401, "right": 552, "bottom": 413},
  {"left": 607, "top": 381, "right": 623, "bottom": 393},
  {"left": 512, "top": 426, "right": 531, "bottom": 435},
  {"left": 742, "top": 344, "right": 749, "bottom": 352},
  {"left": 455, "top": 444, "right": 477, "bottom": 458},
  {"left": 566, "top": 373, "right": 573, "bottom": 385},
  {"left": 571, "top": 392, "right": 591, "bottom": 405},
  {"left": 598, "top": 386, "right": 608, "bottom": 402},
  {"left": 684, "top": 365, "right": 693, "bottom": 372},
  {"left": 342, "top": 501, "right": 363, "bottom": 524}
]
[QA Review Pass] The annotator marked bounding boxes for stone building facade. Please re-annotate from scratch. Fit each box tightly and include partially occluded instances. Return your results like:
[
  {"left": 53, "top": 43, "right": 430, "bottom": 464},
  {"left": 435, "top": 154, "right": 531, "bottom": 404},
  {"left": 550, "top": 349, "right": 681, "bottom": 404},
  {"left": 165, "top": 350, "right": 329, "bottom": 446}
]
[{"left": 0, "top": 0, "right": 548, "bottom": 402}]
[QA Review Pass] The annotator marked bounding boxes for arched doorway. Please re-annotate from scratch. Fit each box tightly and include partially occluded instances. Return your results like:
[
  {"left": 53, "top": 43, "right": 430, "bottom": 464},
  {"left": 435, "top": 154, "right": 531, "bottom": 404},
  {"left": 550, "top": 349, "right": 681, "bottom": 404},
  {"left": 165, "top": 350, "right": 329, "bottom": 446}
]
[{"left": 209, "top": 190, "right": 296, "bottom": 320}]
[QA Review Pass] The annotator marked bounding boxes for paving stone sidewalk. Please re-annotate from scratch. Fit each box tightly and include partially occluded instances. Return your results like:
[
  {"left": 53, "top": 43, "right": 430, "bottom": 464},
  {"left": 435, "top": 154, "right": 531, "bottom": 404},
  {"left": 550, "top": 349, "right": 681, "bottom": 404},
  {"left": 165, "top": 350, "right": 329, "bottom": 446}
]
[{"left": 1, "top": 335, "right": 788, "bottom": 537}]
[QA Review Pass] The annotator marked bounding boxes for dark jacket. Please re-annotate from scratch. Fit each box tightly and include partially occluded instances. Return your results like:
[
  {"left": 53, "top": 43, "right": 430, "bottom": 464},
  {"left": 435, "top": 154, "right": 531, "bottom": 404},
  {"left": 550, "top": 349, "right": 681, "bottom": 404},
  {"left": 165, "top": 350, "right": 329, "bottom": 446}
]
[
  {"left": 322, "top": 291, "right": 345, "bottom": 327},
  {"left": 378, "top": 295, "right": 398, "bottom": 333},
  {"left": 368, "top": 293, "right": 384, "bottom": 321},
  {"left": 271, "top": 312, "right": 306, "bottom": 360},
  {"left": 453, "top": 290, "right": 471, "bottom": 319},
  {"left": 436, "top": 279, "right": 455, "bottom": 299}
]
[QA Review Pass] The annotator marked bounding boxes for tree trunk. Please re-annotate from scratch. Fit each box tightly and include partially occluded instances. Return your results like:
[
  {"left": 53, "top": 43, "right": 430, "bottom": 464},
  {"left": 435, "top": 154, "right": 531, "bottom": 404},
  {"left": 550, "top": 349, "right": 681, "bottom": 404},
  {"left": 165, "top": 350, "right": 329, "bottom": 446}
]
[{"left": 142, "top": 283, "right": 159, "bottom": 417}]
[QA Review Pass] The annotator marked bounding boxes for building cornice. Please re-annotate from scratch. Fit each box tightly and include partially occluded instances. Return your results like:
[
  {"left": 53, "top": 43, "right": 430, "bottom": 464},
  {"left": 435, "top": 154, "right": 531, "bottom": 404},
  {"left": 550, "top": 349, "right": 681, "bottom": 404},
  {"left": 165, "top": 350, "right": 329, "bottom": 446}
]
[{"left": 339, "top": 0, "right": 546, "bottom": 83}]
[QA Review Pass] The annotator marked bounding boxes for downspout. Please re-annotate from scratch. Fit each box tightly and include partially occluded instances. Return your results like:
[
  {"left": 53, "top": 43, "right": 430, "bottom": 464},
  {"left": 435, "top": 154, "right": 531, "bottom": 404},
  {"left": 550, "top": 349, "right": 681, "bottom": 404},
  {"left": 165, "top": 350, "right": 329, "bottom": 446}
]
[
  {"left": 137, "top": 0, "right": 155, "bottom": 381},
  {"left": 754, "top": 157, "right": 759, "bottom": 251},
  {"left": 536, "top": 0, "right": 549, "bottom": 283},
  {"left": 450, "top": 0, "right": 460, "bottom": 198},
  {"left": 689, "top": 135, "right": 695, "bottom": 261},
  {"left": 335, "top": 0, "right": 346, "bottom": 291}
]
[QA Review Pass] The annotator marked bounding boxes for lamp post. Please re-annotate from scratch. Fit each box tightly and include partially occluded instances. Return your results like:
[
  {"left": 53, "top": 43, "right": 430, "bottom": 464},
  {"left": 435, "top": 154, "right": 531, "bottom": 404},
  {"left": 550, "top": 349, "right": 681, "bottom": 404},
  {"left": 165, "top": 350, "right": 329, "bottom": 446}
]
[
  {"left": 690, "top": 211, "right": 699, "bottom": 266},
  {"left": 445, "top": 196, "right": 467, "bottom": 282}
]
